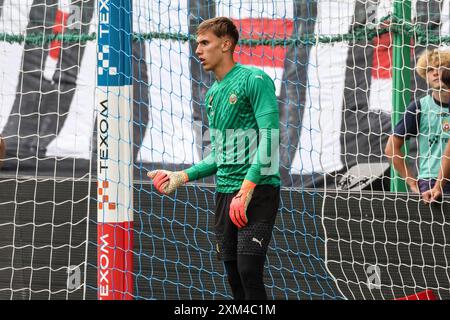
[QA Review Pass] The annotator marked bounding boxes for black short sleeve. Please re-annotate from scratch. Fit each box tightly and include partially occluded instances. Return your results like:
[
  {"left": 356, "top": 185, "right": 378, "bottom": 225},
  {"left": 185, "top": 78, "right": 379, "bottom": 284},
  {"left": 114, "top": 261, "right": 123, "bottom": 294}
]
[{"left": 393, "top": 100, "right": 421, "bottom": 139}]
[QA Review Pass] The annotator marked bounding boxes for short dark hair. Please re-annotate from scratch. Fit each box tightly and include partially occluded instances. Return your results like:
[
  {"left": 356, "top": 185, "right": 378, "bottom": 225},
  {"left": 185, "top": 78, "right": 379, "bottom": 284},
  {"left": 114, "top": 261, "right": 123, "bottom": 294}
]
[
  {"left": 442, "top": 66, "right": 450, "bottom": 88},
  {"left": 197, "top": 17, "right": 239, "bottom": 49}
]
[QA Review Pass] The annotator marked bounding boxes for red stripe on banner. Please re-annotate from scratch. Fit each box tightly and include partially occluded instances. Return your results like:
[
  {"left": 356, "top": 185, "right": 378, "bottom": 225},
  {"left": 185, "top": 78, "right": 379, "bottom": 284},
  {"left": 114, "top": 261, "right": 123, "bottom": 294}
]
[
  {"left": 395, "top": 289, "right": 437, "bottom": 300},
  {"left": 372, "top": 33, "right": 415, "bottom": 79},
  {"left": 372, "top": 33, "right": 392, "bottom": 79},
  {"left": 49, "top": 10, "right": 70, "bottom": 59},
  {"left": 97, "top": 222, "right": 134, "bottom": 300},
  {"left": 232, "top": 18, "right": 294, "bottom": 68}
]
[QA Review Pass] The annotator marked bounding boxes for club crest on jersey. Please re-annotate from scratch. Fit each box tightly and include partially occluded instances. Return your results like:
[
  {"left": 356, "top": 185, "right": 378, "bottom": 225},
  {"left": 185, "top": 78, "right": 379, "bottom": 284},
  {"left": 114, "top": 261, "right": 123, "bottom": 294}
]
[
  {"left": 443, "top": 119, "right": 450, "bottom": 132},
  {"left": 229, "top": 93, "right": 238, "bottom": 105}
]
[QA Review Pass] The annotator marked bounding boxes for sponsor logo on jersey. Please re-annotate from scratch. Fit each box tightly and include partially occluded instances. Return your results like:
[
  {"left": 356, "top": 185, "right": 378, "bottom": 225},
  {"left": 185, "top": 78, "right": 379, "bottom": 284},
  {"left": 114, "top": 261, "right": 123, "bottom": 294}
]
[
  {"left": 443, "top": 119, "right": 450, "bottom": 132},
  {"left": 229, "top": 93, "right": 238, "bottom": 105}
]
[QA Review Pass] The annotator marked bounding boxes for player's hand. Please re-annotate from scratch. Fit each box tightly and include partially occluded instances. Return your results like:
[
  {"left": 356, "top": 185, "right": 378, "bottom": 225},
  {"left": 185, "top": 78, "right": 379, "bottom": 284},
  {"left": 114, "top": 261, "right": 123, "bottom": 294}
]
[
  {"left": 229, "top": 180, "right": 256, "bottom": 228},
  {"left": 406, "top": 178, "right": 419, "bottom": 194},
  {"left": 147, "top": 170, "right": 188, "bottom": 195},
  {"left": 422, "top": 186, "right": 442, "bottom": 204}
]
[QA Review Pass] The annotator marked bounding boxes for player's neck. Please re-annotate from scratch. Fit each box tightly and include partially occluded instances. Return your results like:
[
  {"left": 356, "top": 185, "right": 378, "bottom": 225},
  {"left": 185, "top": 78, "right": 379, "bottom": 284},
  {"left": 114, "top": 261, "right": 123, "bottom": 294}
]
[
  {"left": 432, "top": 90, "right": 450, "bottom": 104},
  {"left": 214, "top": 59, "right": 236, "bottom": 82}
]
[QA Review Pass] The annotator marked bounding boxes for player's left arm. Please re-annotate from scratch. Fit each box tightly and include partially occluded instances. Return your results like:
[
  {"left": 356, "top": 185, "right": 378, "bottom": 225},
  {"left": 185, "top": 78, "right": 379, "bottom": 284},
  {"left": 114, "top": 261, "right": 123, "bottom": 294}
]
[{"left": 229, "top": 71, "right": 279, "bottom": 228}]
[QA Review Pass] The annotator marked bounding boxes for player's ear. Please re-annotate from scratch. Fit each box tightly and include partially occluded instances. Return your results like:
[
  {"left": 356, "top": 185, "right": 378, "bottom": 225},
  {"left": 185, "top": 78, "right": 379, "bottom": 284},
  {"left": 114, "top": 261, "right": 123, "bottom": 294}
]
[{"left": 222, "top": 37, "right": 232, "bottom": 53}]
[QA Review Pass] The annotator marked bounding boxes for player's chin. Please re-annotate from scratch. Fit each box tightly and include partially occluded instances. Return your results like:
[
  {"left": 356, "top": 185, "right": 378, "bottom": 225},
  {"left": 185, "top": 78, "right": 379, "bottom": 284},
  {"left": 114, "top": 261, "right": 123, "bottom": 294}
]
[
  {"left": 429, "top": 84, "right": 440, "bottom": 91},
  {"left": 201, "top": 63, "right": 211, "bottom": 71},
  {"left": 431, "top": 81, "right": 442, "bottom": 89}
]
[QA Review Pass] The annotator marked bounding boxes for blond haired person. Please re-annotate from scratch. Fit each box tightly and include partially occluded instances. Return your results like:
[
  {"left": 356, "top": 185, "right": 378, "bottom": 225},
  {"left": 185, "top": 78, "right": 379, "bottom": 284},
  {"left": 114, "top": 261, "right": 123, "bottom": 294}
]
[
  {"left": 421, "top": 66, "right": 450, "bottom": 203},
  {"left": 385, "top": 49, "right": 450, "bottom": 198}
]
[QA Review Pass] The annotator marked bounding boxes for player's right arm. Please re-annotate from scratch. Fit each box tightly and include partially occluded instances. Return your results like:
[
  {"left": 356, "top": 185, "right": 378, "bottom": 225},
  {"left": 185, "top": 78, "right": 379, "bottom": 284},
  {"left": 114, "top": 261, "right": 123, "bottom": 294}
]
[
  {"left": 385, "top": 135, "right": 419, "bottom": 193},
  {"left": 148, "top": 138, "right": 218, "bottom": 195},
  {"left": 384, "top": 101, "right": 420, "bottom": 193}
]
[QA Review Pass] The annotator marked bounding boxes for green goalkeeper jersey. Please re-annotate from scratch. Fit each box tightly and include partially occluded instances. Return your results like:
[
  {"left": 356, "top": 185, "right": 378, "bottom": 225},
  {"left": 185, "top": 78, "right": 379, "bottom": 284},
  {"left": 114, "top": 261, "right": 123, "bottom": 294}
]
[{"left": 185, "top": 63, "right": 280, "bottom": 193}]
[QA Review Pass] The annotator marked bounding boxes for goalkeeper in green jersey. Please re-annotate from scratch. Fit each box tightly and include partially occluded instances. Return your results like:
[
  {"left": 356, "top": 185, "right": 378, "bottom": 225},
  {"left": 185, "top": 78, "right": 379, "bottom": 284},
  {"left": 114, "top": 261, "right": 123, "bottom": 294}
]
[
  {"left": 147, "top": 17, "right": 280, "bottom": 300},
  {"left": 385, "top": 48, "right": 450, "bottom": 200},
  {"left": 422, "top": 65, "right": 450, "bottom": 203}
]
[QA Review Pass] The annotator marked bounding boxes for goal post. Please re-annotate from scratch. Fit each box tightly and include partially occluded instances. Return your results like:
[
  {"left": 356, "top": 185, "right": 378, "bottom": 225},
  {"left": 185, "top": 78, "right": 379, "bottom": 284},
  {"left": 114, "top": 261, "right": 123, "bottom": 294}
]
[
  {"left": 96, "top": 0, "right": 134, "bottom": 300},
  {"left": 390, "top": 0, "right": 411, "bottom": 193}
]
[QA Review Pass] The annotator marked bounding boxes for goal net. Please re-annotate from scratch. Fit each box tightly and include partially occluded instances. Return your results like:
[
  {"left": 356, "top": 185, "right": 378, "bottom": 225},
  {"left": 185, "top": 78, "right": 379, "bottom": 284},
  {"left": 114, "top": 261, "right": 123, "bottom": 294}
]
[{"left": 0, "top": 0, "right": 449, "bottom": 300}]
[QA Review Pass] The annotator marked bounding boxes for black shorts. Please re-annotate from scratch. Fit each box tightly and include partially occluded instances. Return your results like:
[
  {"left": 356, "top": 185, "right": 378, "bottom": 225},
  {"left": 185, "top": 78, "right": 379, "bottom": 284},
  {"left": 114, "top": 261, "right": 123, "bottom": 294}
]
[
  {"left": 418, "top": 179, "right": 450, "bottom": 194},
  {"left": 214, "top": 184, "right": 280, "bottom": 261}
]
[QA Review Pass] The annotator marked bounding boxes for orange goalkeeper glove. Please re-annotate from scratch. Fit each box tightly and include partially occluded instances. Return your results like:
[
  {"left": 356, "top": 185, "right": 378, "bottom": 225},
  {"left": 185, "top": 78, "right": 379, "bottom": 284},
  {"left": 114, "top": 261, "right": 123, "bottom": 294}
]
[
  {"left": 147, "top": 170, "right": 188, "bottom": 195},
  {"left": 229, "top": 180, "right": 256, "bottom": 228}
]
